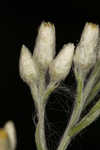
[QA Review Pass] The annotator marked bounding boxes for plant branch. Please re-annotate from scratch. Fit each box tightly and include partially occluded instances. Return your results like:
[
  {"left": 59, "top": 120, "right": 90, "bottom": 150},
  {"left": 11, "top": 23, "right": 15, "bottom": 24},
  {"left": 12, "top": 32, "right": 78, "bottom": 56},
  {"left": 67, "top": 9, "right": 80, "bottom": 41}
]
[
  {"left": 83, "top": 60, "right": 100, "bottom": 108},
  {"left": 84, "top": 81, "right": 100, "bottom": 109},
  {"left": 69, "top": 98, "right": 100, "bottom": 138},
  {"left": 57, "top": 75, "right": 84, "bottom": 150}
]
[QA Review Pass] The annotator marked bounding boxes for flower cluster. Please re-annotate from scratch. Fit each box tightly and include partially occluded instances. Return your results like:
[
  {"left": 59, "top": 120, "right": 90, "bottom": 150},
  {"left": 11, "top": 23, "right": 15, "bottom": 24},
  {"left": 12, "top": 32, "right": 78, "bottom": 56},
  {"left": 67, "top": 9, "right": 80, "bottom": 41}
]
[
  {"left": 19, "top": 22, "right": 100, "bottom": 86},
  {"left": 19, "top": 22, "right": 74, "bottom": 88},
  {"left": 19, "top": 21, "right": 100, "bottom": 150}
]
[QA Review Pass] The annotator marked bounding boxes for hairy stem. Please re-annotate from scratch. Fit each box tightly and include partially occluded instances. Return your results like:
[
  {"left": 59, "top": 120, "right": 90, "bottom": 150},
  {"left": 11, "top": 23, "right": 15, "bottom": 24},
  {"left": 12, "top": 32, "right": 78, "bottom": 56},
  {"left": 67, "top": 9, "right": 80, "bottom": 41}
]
[
  {"left": 57, "top": 75, "right": 84, "bottom": 150},
  {"left": 83, "top": 60, "right": 100, "bottom": 108},
  {"left": 31, "top": 72, "right": 48, "bottom": 150},
  {"left": 35, "top": 103, "right": 47, "bottom": 150},
  {"left": 84, "top": 81, "right": 100, "bottom": 109},
  {"left": 69, "top": 99, "right": 100, "bottom": 138}
]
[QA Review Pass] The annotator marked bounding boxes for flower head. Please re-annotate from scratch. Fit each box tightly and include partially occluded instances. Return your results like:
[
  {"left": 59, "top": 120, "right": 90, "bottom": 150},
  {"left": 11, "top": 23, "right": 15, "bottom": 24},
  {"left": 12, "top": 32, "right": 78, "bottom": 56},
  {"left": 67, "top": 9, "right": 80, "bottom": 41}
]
[
  {"left": 49, "top": 43, "right": 74, "bottom": 82},
  {"left": 4, "top": 121, "right": 16, "bottom": 150},
  {"left": 33, "top": 21, "right": 56, "bottom": 71},
  {"left": 19, "top": 45, "right": 38, "bottom": 85},
  {"left": 0, "top": 121, "right": 16, "bottom": 150},
  {"left": 74, "top": 22, "right": 99, "bottom": 78}
]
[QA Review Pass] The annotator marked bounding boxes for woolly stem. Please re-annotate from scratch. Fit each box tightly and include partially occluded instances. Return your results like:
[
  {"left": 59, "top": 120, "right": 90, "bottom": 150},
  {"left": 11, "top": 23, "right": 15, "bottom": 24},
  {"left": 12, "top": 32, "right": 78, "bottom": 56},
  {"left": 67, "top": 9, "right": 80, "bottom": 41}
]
[
  {"left": 35, "top": 103, "right": 47, "bottom": 150},
  {"left": 30, "top": 71, "right": 48, "bottom": 150},
  {"left": 83, "top": 60, "right": 100, "bottom": 108},
  {"left": 84, "top": 81, "right": 100, "bottom": 109},
  {"left": 57, "top": 75, "right": 84, "bottom": 150},
  {"left": 34, "top": 79, "right": 60, "bottom": 150},
  {"left": 61, "top": 105, "right": 100, "bottom": 150},
  {"left": 68, "top": 98, "right": 100, "bottom": 138}
]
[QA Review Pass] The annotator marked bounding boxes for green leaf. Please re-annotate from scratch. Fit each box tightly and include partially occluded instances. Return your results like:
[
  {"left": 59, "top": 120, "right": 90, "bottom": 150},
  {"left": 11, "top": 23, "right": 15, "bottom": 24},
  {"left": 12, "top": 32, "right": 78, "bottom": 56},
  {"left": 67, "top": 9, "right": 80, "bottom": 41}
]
[{"left": 69, "top": 99, "right": 100, "bottom": 138}]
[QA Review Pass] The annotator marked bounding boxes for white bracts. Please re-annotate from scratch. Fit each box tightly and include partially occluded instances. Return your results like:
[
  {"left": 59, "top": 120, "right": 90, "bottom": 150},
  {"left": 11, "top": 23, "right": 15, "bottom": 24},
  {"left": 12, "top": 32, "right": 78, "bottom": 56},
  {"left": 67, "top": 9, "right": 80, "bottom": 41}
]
[
  {"left": 33, "top": 22, "right": 56, "bottom": 70},
  {"left": 0, "top": 121, "right": 16, "bottom": 150},
  {"left": 19, "top": 45, "right": 38, "bottom": 85},
  {"left": 74, "top": 23, "right": 99, "bottom": 77},
  {"left": 19, "top": 22, "right": 75, "bottom": 86},
  {"left": 49, "top": 43, "right": 74, "bottom": 82},
  {"left": 4, "top": 121, "right": 16, "bottom": 150}
]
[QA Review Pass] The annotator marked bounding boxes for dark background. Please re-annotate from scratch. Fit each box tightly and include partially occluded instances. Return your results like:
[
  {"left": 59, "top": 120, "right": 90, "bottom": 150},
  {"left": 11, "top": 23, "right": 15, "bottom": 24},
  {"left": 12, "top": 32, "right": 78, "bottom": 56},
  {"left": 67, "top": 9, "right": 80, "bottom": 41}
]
[{"left": 0, "top": 1, "right": 100, "bottom": 150}]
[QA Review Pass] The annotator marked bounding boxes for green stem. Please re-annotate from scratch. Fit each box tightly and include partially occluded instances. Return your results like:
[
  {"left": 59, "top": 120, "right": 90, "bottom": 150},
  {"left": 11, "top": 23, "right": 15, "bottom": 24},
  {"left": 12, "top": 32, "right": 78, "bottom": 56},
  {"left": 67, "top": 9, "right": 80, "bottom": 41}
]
[
  {"left": 31, "top": 71, "right": 48, "bottom": 150},
  {"left": 35, "top": 80, "right": 60, "bottom": 150},
  {"left": 57, "top": 75, "right": 84, "bottom": 150},
  {"left": 57, "top": 99, "right": 100, "bottom": 150},
  {"left": 84, "top": 81, "right": 100, "bottom": 109},
  {"left": 35, "top": 103, "right": 47, "bottom": 150},
  {"left": 43, "top": 81, "right": 60, "bottom": 105},
  {"left": 83, "top": 60, "right": 100, "bottom": 107},
  {"left": 69, "top": 99, "right": 100, "bottom": 138},
  {"left": 68, "top": 76, "right": 84, "bottom": 125},
  {"left": 30, "top": 83, "right": 39, "bottom": 109}
]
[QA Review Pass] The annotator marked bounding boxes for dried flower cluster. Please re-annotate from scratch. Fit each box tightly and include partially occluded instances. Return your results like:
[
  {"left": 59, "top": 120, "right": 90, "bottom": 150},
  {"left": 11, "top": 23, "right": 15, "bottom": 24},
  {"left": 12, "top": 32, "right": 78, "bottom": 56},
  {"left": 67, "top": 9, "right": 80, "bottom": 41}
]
[
  {"left": 19, "top": 21, "right": 100, "bottom": 150},
  {"left": 1, "top": 21, "right": 100, "bottom": 150}
]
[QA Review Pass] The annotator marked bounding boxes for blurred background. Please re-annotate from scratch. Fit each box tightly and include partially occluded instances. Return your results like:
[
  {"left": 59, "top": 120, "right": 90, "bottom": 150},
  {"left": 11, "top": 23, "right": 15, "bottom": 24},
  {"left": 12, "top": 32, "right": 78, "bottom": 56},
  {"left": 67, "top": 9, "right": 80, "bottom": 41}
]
[{"left": 0, "top": 1, "right": 100, "bottom": 150}]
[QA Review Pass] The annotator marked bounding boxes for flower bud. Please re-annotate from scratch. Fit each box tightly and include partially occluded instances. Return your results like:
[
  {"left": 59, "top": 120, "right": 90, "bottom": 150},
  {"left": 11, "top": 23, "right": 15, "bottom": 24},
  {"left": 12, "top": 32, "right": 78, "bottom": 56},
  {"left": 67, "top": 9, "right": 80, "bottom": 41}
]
[
  {"left": 4, "top": 121, "right": 16, "bottom": 150},
  {"left": 33, "top": 21, "right": 56, "bottom": 70},
  {"left": 49, "top": 43, "right": 74, "bottom": 81},
  {"left": 19, "top": 45, "right": 38, "bottom": 85},
  {"left": 0, "top": 129, "right": 9, "bottom": 150},
  {"left": 74, "top": 23, "right": 99, "bottom": 77},
  {"left": 0, "top": 121, "right": 16, "bottom": 150}
]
